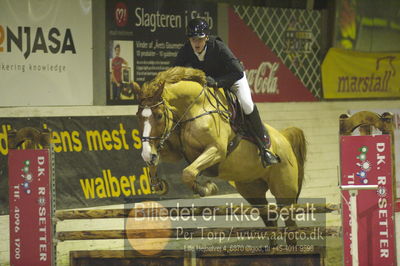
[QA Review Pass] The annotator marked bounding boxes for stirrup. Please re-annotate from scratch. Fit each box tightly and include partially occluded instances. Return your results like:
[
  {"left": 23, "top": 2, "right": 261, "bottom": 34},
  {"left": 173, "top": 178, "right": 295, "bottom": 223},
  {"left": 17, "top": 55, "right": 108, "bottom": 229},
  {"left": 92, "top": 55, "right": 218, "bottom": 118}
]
[{"left": 260, "top": 149, "right": 280, "bottom": 167}]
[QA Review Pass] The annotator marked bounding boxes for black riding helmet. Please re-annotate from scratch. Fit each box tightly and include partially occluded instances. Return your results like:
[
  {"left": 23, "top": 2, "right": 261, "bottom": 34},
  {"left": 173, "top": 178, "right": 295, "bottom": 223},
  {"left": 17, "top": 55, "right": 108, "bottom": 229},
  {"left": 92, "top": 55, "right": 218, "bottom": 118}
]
[{"left": 186, "top": 18, "right": 209, "bottom": 38}]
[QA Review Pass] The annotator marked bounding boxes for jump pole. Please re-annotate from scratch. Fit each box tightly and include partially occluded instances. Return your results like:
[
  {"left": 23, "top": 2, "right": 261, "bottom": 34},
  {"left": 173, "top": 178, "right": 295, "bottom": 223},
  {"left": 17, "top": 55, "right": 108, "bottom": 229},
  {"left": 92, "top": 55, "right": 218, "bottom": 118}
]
[{"left": 340, "top": 184, "right": 378, "bottom": 266}]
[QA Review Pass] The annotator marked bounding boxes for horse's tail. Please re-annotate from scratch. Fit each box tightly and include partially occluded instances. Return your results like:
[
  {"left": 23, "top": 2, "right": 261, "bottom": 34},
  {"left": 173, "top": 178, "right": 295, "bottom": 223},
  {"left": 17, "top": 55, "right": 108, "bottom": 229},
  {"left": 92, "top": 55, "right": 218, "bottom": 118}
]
[{"left": 281, "top": 127, "right": 307, "bottom": 200}]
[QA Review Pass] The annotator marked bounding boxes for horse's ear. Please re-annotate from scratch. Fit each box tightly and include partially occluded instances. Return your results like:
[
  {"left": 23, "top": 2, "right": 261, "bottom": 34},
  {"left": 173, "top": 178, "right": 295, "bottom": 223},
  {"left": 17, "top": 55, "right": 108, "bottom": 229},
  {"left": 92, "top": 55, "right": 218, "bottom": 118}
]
[
  {"left": 132, "top": 81, "right": 141, "bottom": 100},
  {"left": 154, "top": 81, "right": 165, "bottom": 100}
]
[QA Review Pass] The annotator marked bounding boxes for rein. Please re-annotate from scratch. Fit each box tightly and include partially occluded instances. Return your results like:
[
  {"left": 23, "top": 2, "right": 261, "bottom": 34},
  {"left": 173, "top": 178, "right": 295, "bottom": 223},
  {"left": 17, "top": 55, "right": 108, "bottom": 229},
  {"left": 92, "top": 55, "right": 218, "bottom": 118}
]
[{"left": 179, "top": 85, "right": 231, "bottom": 123}]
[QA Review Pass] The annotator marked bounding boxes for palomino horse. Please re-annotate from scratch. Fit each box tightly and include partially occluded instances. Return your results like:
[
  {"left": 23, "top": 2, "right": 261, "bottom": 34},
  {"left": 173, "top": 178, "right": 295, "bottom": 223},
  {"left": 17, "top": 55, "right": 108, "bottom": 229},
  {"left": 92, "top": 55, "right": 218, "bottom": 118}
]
[{"left": 134, "top": 67, "right": 307, "bottom": 244}]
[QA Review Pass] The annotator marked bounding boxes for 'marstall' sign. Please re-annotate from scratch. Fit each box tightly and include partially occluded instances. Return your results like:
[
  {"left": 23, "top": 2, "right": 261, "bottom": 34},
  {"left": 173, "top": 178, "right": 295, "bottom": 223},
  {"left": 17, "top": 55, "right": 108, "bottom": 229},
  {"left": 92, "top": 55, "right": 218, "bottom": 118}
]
[
  {"left": 340, "top": 135, "right": 396, "bottom": 265},
  {"left": 8, "top": 149, "right": 53, "bottom": 266}
]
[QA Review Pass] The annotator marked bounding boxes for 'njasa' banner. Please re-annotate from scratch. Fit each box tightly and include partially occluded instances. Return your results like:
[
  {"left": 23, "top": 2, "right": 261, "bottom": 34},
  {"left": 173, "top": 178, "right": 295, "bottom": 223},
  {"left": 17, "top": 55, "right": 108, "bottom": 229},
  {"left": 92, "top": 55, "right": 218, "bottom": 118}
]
[
  {"left": 0, "top": 116, "right": 236, "bottom": 214},
  {"left": 322, "top": 48, "right": 400, "bottom": 99},
  {"left": 0, "top": 0, "right": 93, "bottom": 106},
  {"left": 106, "top": 0, "right": 217, "bottom": 105}
]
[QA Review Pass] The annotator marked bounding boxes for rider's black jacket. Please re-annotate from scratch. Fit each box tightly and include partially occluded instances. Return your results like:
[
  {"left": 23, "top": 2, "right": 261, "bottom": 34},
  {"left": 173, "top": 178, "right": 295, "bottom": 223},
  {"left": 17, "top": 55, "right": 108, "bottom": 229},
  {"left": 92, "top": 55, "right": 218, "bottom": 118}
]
[{"left": 173, "top": 36, "right": 244, "bottom": 90}]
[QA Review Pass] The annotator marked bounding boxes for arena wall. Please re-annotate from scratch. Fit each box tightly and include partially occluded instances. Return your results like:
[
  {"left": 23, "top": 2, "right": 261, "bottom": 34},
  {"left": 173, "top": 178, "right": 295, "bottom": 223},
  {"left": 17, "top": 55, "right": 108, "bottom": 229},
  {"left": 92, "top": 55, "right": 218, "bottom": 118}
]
[{"left": 1, "top": 99, "right": 399, "bottom": 265}]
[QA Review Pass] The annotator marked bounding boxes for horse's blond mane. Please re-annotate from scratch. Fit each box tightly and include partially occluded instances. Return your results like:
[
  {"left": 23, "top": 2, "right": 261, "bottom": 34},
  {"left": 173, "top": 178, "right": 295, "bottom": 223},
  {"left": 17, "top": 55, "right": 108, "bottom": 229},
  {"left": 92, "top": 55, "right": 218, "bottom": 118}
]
[
  {"left": 155, "top": 66, "right": 206, "bottom": 86},
  {"left": 141, "top": 67, "right": 206, "bottom": 99}
]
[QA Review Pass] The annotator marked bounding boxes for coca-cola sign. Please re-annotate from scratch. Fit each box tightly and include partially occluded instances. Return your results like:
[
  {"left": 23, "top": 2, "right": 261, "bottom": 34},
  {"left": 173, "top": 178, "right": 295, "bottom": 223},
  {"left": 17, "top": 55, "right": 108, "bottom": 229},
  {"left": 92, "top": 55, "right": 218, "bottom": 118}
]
[
  {"left": 228, "top": 8, "right": 316, "bottom": 102},
  {"left": 246, "top": 61, "right": 279, "bottom": 95}
]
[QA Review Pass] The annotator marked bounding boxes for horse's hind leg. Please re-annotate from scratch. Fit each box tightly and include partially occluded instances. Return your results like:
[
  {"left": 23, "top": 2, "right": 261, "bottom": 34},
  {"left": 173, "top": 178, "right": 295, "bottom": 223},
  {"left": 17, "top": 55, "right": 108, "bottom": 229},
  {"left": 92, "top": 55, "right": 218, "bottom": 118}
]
[
  {"left": 275, "top": 197, "right": 298, "bottom": 246},
  {"left": 234, "top": 179, "right": 278, "bottom": 247},
  {"left": 267, "top": 165, "right": 300, "bottom": 246}
]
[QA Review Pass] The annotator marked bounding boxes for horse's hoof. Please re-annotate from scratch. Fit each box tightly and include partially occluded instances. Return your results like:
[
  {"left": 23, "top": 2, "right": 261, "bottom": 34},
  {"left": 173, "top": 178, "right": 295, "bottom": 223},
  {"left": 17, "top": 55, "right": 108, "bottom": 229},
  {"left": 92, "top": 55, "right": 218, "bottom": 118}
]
[
  {"left": 192, "top": 182, "right": 207, "bottom": 197},
  {"left": 152, "top": 180, "right": 168, "bottom": 195},
  {"left": 194, "top": 181, "right": 219, "bottom": 197},
  {"left": 198, "top": 189, "right": 206, "bottom": 197},
  {"left": 268, "top": 239, "right": 278, "bottom": 248},
  {"left": 205, "top": 181, "right": 219, "bottom": 195},
  {"left": 285, "top": 238, "right": 297, "bottom": 247}
]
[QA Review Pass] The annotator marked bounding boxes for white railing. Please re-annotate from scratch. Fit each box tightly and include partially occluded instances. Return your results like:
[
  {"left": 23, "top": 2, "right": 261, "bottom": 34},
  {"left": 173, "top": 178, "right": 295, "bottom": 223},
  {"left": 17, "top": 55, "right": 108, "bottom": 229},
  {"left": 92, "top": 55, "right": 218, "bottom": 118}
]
[{"left": 340, "top": 185, "right": 379, "bottom": 266}]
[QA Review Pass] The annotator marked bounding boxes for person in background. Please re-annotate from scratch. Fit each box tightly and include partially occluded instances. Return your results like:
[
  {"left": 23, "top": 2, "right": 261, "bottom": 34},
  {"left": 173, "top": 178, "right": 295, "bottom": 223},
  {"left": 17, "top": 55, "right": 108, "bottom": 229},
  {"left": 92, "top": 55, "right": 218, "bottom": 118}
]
[
  {"left": 111, "top": 44, "right": 128, "bottom": 100},
  {"left": 173, "top": 18, "right": 279, "bottom": 167}
]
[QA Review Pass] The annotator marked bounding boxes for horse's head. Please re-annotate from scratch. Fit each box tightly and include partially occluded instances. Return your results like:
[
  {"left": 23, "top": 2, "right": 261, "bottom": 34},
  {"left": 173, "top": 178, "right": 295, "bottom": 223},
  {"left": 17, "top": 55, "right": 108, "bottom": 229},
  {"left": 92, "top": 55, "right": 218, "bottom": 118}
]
[{"left": 135, "top": 81, "right": 171, "bottom": 166}]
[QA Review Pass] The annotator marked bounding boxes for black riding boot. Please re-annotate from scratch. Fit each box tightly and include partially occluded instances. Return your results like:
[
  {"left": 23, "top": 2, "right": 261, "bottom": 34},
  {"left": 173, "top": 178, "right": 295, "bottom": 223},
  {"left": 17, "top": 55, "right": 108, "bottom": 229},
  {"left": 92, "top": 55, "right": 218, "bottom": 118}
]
[{"left": 246, "top": 106, "right": 280, "bottom": 167}]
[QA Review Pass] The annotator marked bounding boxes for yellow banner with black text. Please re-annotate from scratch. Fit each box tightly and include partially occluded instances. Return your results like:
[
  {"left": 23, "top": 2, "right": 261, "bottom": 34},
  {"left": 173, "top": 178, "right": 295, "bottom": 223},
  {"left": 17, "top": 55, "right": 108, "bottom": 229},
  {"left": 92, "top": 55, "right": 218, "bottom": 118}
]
[
  {"left": 322, "top": 48, "right": 400, "bottom": 99},
  {"left": 0, "top": 116, "right": 235, "bottom": 214}
]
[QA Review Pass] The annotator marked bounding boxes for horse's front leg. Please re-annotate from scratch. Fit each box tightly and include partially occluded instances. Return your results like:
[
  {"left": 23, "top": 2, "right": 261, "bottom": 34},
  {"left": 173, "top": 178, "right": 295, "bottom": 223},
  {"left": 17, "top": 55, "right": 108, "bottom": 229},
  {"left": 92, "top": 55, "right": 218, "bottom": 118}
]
[
  {"left": 182, "top": 145, "right": 223, "bottom": 196},
  {"left": 149, "top": 139, "right": 182, "bottom": 195},
  {"left": 148, "top": 164, "right": 168, "bottom": 195}
]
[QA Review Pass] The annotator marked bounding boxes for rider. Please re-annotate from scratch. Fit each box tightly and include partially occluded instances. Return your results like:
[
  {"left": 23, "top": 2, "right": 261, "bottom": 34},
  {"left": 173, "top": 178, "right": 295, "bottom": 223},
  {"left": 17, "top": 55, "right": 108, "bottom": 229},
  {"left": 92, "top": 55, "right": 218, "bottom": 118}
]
[{"left": 173, "top": 18, "right": 279, "bottom": 167}]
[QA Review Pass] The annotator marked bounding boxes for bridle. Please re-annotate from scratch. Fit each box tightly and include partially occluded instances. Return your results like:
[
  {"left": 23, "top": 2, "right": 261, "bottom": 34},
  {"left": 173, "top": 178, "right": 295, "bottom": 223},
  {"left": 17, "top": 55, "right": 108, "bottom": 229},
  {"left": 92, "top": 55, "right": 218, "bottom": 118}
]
[
  {"left": 139, "top": 86, "right": 231, "bottom": 153},
  {"left": 139, "top": 99, "right": 175, "bottom": 152}
]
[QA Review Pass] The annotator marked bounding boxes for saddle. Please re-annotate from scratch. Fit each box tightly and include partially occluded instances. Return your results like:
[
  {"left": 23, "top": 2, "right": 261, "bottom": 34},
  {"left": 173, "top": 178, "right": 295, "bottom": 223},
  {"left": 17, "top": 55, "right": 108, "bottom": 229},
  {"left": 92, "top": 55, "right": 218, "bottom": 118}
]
[
  {"left": 200, "top": 88, "right": 257, "bottom": 177},
  {"left": 210, "top": 88, "right": 257, "bottom": 155}
]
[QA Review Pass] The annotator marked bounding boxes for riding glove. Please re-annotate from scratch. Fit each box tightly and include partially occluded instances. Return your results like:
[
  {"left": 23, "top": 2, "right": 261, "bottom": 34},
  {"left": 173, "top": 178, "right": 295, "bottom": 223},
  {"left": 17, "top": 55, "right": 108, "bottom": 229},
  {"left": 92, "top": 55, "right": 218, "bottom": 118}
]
[{"left": 206, "top": 76, "right": 218, "bottom": 88}]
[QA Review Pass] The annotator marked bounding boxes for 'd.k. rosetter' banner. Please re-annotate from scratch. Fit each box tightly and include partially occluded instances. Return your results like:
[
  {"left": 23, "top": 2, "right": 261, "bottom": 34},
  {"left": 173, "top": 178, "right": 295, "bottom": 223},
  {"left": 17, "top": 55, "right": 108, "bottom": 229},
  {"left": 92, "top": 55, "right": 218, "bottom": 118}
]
[
  {"left": 0, "top": 116, "right": 235, "bottom": 214},
  {"left": 340, "top": 135, "right": 396, "bottom": 265},
  {"left": 8, "top": 150, "right": 53, "bottom": 266}
]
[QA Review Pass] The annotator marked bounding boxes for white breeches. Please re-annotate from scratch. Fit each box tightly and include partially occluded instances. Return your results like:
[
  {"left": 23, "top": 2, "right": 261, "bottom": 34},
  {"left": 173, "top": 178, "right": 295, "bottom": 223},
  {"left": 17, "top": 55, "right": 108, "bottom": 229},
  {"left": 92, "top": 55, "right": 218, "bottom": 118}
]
[{"left": 229, "top": 72, "right": 254, "bottom": 115}]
